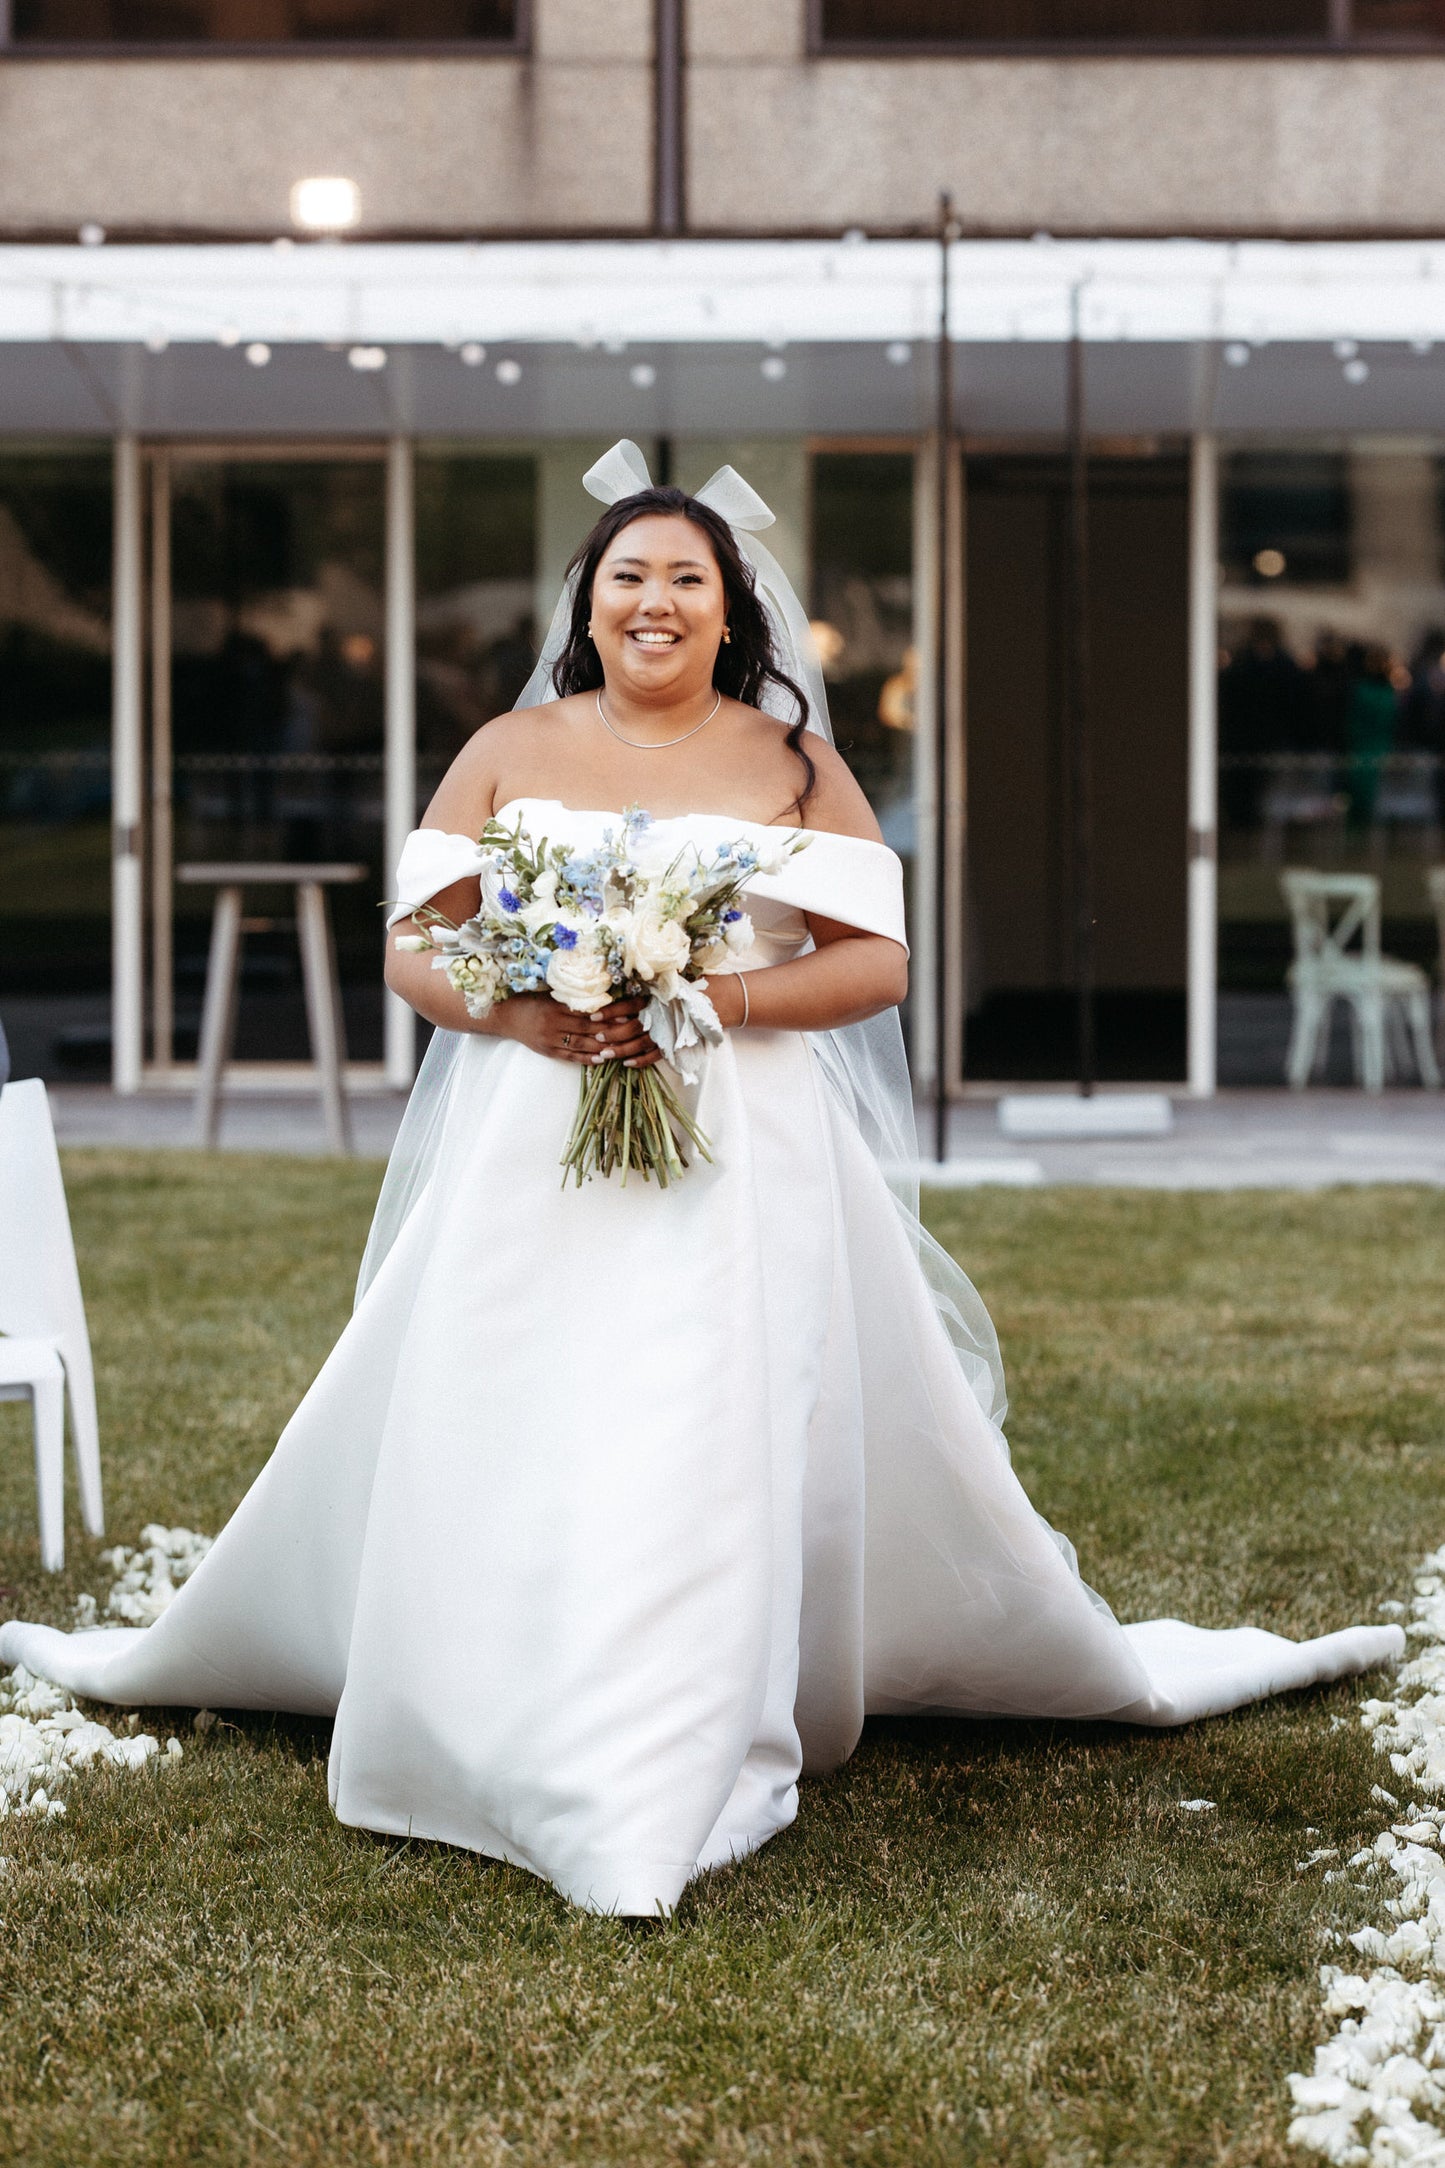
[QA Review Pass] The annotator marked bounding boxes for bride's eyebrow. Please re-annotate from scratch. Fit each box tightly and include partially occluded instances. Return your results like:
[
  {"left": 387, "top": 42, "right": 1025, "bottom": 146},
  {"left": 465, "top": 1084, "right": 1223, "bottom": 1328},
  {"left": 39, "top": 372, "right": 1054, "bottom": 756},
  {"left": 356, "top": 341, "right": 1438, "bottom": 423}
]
[{"left": 610, "top": 554, "right": 709, "bottom": 570}]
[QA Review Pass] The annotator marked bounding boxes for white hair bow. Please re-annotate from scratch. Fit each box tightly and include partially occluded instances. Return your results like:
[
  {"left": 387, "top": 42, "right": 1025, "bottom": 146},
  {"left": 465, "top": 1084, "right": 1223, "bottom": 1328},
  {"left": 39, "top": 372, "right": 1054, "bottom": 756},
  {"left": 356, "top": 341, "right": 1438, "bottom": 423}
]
[{"left": 582, "top": 438, "right": 778, "bottom": 536}]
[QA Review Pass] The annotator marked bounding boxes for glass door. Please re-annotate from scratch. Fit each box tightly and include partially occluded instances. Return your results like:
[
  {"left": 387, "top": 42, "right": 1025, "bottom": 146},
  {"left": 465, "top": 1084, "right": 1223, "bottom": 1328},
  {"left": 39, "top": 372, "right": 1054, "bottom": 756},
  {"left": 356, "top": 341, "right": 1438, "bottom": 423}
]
[{"left": 148, "top": 447, "right": 388, "bottom": 1071}]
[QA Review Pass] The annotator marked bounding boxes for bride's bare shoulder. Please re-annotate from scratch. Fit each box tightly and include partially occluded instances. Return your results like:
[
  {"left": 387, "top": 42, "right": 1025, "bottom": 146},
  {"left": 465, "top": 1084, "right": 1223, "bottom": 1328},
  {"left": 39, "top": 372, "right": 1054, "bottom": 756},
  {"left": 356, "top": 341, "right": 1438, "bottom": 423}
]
[
  {"left": 421, "top": 699, "right": 580, "bottom": 828},
  {"left": 744, "top": 712, "right": 883, "bottom": 844}
]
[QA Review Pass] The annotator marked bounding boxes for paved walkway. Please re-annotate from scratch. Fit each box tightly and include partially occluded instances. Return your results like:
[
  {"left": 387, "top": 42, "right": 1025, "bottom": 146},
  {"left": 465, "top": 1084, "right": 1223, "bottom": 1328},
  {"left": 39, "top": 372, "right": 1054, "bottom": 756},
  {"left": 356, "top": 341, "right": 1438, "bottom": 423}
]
[
  {"left": 42, "top": 1081, "right": 1445, "bottom": 1188},
  {"left": 917, "top": 1089, "right": 1445, "bottom": 1189}
]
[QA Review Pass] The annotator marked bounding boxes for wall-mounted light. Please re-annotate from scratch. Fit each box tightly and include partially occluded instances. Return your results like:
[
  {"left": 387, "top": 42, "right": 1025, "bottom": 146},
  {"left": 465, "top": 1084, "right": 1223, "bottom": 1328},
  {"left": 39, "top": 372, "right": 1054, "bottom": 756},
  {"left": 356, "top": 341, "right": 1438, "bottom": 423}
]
[{"left": 290, "top": 177, "right": 360, "bottom": 233}]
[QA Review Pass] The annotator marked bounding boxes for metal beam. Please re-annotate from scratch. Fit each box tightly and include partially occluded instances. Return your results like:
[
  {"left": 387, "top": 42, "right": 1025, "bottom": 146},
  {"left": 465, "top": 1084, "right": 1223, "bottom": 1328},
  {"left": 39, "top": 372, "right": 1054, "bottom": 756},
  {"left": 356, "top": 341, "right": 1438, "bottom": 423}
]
[
  {"left": 384, "top": 435, "right": 417, "bottom": 1090},
  {"left": 1187, "top": 432, "right": 1219, "bottom": 1097},
  {"left": 111, "top": 433, "right": 144, "bottom": 1095},
  {"left": 654, "top": 0, "right": 685, "bottom": 237}
]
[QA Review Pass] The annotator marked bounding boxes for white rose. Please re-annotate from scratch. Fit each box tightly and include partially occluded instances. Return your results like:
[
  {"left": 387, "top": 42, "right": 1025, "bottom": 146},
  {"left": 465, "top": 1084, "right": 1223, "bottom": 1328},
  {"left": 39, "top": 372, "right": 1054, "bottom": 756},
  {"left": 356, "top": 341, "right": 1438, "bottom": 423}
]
[
  {"left": 723, "top": 911, "right": 754, "bottom": 955},
  {"left": 624, "top": 905, "right": 692, "bottom": 983},
  {"left": 693, "top": 936, "right": 729, "bottom": 973},
  {"left": 546, "top": 932, "right": 615, "bottom": 1014}
]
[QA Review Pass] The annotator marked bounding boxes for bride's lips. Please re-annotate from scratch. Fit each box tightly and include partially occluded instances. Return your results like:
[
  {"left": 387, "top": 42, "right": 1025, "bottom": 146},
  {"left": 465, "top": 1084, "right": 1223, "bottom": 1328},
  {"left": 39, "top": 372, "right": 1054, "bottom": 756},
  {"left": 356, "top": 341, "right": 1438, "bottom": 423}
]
[{"left": 625, "top": 628, "right": 682, "bottom": 650}]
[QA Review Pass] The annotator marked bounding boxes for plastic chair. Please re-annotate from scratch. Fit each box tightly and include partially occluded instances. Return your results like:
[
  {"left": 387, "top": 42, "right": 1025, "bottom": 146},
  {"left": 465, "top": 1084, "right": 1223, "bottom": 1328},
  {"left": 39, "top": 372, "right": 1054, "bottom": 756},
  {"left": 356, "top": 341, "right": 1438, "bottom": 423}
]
[
  {"left": 0, "top": 1077, "right": 104, "bottom": 1569},
  {"left": 1429, "top": 866, "right": 1445, "bottom": 1067},
  {"left": 1281, "top": 869, "right": 1441, "bottom": 1093}
]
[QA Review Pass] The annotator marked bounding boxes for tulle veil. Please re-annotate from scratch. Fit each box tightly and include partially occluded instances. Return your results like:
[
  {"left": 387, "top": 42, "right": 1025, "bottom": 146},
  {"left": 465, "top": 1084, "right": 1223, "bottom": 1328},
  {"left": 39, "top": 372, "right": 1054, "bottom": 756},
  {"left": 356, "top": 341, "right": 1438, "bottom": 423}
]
[{"left": 356, "top": 440, "right": 1007, "bottom": 1426}]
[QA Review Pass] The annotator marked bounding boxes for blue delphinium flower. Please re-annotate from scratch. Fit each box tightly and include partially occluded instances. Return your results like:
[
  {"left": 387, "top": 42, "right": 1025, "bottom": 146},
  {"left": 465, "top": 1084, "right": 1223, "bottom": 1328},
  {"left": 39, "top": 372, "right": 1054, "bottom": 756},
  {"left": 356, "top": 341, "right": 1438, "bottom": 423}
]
[
  {"left": 723, "top": 907, "right": 743, "bottom": 923},
  {"left": 498, "top": 887, "right": 521, "bottom": 913}
]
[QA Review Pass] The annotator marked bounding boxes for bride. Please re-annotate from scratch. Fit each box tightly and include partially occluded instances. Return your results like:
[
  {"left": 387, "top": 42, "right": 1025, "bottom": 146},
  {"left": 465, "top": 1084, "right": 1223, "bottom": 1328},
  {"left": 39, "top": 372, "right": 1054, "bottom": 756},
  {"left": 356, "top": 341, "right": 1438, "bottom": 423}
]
[{"left": 1, "top": 442, "right": 1402, "bottom": 1917}]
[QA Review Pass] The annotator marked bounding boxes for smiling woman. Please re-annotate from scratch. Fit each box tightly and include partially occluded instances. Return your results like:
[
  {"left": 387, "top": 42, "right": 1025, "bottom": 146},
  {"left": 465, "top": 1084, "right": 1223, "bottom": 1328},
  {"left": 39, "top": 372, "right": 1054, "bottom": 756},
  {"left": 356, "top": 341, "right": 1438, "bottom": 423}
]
[{"left": 0, "top": 441, "right": 1402, "bottom": 1921}]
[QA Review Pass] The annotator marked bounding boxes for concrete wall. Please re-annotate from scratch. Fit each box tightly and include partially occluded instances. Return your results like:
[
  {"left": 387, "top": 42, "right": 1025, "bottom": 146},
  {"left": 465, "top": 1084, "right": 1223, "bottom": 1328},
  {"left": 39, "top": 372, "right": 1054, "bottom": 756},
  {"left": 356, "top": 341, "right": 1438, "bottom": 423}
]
[
  {"left": 688, "top": 0, "right": 1445, "bottom": 238},
  {"left": 4, "top": 0, "right": 1445, "bottom": 240},
  {"left": 0, "top": 0, "right": 653, "bottom": 235}
]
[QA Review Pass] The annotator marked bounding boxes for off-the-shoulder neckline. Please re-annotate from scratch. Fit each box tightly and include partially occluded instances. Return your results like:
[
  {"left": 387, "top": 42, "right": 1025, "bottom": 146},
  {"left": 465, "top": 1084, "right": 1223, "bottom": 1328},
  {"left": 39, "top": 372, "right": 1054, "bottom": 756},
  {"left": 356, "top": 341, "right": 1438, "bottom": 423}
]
[{"left": 489, "top": 796, "right": 887, "bottom": 846}]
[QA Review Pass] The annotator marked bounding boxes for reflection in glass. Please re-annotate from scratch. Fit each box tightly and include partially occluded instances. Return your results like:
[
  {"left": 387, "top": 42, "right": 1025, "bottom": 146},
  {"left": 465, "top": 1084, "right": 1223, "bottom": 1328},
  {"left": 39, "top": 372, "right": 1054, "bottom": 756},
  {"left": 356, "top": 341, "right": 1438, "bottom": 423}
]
[
  {"left": 13, "top": 1, "right": 515, "bottom": 41},
  {"left": 820, "top": 0, "right": 1329, "bottom": 41},
  {"left": 414, "top": 452, "right": 537, "bottom": 812},
  {"left": 0, "top": 450, "right": 113, "bottom": 1082},
  {"left": 167, "top": 458, "right": 387, "bottom": 1064},
  {"left": 811, "top": 451, "right": 917, "bottom": 1031},
  {"left": 1217, "top": 447, "right": 1445, "bottom": 1085}
]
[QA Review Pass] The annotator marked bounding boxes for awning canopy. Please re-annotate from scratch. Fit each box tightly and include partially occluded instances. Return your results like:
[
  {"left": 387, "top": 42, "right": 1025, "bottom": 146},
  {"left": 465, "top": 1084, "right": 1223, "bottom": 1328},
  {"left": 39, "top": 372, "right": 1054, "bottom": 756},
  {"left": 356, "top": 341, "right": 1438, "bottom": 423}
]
[{"left": 4, "top": 237, "right": 1445, "bottom": 436}]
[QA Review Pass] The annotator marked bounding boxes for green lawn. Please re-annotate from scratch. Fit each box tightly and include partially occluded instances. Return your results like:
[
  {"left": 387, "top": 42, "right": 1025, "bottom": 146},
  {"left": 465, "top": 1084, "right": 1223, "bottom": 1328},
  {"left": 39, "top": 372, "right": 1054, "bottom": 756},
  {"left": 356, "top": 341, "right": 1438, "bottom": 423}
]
[{"left": 2, "top": 1160, "right": 1443, "bottom": 2168}]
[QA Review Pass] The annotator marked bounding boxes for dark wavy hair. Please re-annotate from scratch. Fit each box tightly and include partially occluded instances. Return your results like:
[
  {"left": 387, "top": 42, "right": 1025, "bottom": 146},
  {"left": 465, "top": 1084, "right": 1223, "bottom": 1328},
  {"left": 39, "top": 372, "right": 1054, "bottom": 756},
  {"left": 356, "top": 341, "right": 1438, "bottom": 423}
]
[{"left": 549, "top": 486, "right": 816, "bottom": 817}]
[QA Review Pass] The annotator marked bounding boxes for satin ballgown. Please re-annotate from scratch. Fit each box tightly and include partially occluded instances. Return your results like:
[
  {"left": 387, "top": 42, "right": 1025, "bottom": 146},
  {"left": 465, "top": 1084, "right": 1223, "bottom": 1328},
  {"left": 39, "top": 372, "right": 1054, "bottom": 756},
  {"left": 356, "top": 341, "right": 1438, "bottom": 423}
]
[{"left": 0, "top": 803, "right": 1403, "bottom": 1914}]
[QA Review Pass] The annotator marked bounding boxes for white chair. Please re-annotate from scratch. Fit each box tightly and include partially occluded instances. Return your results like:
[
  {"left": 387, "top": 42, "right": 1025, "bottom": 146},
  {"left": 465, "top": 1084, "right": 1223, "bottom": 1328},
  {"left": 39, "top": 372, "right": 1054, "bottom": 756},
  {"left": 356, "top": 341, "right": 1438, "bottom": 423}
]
[
  {"left": 0, "top": 1077, "right": 104, "bottom": 1569},
  {"left": 1281, "top": 869, "right": 1442, "bottom": 1094},
  {"left": 1429, "top": 866, "right": 1445, "bottom": 1067}
]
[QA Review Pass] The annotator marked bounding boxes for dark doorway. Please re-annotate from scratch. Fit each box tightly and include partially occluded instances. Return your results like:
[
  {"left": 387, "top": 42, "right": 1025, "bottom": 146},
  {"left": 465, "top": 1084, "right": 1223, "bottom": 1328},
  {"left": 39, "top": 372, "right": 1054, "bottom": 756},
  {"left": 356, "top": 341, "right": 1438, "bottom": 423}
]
[{"left": 964, "top": 451, "right": 1189, "bottom": 1082}]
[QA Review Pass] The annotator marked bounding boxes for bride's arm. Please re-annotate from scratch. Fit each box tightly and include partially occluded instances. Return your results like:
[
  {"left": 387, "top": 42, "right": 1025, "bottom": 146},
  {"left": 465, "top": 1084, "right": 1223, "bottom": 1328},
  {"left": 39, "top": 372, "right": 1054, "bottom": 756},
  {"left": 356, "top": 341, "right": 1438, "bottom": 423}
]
[
  {"left": 706, "top": 742, "right": 908, "bottom": 1033},
  {"left": 707, "top": 920, "right": 907, "bottom": 1035}
]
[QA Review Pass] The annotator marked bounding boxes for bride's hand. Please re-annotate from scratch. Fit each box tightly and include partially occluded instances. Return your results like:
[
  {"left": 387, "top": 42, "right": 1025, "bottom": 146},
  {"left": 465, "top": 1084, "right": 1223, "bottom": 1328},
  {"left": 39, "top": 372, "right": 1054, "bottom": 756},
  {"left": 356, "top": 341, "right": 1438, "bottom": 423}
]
[{"left": 495, "top": 994, "right": 662, "bottom": 1068}]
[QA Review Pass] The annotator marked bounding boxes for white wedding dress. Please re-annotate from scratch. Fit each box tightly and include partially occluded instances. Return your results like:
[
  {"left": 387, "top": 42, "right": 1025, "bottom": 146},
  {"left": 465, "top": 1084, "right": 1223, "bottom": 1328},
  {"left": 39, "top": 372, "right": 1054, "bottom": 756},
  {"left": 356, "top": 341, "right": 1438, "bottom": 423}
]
[{"left": 1, "top": 802, "right": 1403, "bottom": 1916}]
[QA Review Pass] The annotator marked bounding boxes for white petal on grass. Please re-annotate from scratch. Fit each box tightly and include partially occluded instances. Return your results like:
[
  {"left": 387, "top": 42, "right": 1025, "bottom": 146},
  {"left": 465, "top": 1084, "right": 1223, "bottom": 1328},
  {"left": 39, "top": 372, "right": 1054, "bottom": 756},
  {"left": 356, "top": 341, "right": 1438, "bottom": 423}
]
[
  {"left": 1179, "top": 1798, "right": 1216, "bottom": 1812},
  {"left": 1287, "top": 1544, "right": 1445, "bottom": 2165},
  {"left": 0, "top": 1525, "right": 209, "bottom": 1823}
]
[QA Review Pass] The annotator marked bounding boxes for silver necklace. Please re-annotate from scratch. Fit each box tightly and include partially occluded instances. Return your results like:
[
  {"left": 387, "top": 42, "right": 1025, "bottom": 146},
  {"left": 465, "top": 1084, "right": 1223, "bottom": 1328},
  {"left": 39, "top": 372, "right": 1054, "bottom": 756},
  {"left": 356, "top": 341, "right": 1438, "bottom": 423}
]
[{"left": 595, "top": 686, "right": 721, "bottom": 750}]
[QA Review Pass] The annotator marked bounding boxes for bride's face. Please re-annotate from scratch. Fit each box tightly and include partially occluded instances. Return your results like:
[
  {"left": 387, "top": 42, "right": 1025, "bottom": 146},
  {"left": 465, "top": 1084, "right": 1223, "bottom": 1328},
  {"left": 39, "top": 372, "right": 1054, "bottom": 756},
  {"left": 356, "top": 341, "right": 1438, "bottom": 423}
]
[{"left": 589, "top": 514, "right": 727, "bottom": 700}]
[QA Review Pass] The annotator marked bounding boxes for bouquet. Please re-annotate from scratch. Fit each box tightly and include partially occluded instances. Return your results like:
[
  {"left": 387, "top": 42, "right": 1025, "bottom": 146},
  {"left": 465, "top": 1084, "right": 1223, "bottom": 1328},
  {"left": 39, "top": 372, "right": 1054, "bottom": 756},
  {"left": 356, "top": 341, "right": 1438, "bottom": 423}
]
[{"left": 395, "top": 808, "right": 806, "bottom": 1187}]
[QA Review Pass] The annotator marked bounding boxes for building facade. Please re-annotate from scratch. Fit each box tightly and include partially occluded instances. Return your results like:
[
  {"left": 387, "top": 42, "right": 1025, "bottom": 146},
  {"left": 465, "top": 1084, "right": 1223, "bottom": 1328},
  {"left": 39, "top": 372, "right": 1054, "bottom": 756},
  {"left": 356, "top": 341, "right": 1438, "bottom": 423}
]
[{"left": 3, "top": 0, "right": 1445, "bottom": 1098}]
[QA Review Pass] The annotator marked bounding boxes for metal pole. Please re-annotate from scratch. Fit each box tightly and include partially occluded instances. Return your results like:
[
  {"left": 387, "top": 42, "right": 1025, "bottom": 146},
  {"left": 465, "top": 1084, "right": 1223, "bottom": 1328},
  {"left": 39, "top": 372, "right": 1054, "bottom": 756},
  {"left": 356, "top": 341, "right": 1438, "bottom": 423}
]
[
  {"left": 111, "top": 434, "right": 144, "bottom": 1095},
  {"left": 654, "top": 0, "right": 685, "bottom": 236},
  {"left": 933, "top": 193, "right": 957, "bottom": 1162},
  {"left": 1187, "top": 432, "right": 1219, "bottom": 1096},
  {"left": 1064, "top": 285, "right": 1096, "bottom": 1097},
  {"left": 384, "top": 436, "right": 417, "bottom": 1090},
  {"left": 149, "top": 447, "right": 173, "bottom": 1072}
]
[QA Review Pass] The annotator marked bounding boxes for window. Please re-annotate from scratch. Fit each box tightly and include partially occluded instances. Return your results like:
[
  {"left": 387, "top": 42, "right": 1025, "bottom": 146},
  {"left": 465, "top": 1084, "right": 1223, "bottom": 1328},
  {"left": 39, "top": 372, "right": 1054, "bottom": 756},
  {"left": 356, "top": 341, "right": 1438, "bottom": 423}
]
[
  {"left": 9, "top": 1, "right": 518, "bottom": 45},
  {"left": 815, "top": 0, "right": 1445, "bottom": 47},
  {"left": 0, "top": 449, "right": 113, "bottom": 1080},
  {"left": 1216, "top": 445, "right": 1445, "bottom": 1084}
]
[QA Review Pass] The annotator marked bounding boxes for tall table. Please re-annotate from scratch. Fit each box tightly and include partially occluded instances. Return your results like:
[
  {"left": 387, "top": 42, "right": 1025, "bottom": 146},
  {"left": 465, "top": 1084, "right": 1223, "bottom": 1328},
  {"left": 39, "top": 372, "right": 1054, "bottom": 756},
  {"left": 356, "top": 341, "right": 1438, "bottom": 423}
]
[{"left": 176, "top": 862, "right": 368, "bottom": 1154}]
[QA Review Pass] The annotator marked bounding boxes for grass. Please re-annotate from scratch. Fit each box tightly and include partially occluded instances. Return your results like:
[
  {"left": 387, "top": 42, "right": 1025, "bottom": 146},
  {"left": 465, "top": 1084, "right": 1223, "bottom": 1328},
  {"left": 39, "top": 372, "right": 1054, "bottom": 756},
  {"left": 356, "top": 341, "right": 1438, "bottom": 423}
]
[{"left": 1, "top": 1159, "right": 1444, "bottom": 2167}]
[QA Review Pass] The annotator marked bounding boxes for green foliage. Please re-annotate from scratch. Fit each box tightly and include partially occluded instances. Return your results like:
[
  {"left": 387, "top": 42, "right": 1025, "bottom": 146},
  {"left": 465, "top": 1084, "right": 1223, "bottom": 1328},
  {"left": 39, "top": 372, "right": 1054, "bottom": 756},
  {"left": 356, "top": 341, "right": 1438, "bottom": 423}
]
[{"left": 1, "top": 1162, "right": 1441, "bottom": 2167}]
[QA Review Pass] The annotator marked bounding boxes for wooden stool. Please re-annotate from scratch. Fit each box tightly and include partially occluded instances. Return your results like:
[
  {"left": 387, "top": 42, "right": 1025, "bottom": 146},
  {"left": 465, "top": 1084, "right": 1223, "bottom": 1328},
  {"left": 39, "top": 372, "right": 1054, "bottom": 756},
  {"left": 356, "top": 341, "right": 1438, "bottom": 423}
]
[{"left": 177, "top": 863, "right": 367, "bottom": 1154}]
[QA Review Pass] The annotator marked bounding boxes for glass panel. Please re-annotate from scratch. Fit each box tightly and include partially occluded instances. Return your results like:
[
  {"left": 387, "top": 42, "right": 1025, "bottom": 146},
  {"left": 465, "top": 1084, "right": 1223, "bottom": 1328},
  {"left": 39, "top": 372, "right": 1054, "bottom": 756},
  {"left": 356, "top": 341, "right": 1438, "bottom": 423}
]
[
  {"left": 168, "top": 457, "right": 386, "bottom": 1064},
  {"left": 966, "top": 453, "right": 1188, "bottom": 1080},
  {"left": 810, "top": 449, "right": 918, "bottom": 1000},
  {"left": 414, "top": 451, "right": 537, "bottom": 813},
  {"left": 0, "top": 448, "right": 113, "bottom": 1083},
  {"left": 1353, "top": 0, "right": 1445, "bottom": 33},
  {"left": 13, "top": 0, "right": 515, "bottom": 41},
  {"left": 820, "top": 0, "right": 1329, "bottom": 39},
  {"left": 1217, "top": 446, "right": 1445, "bottom": 1085}
]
